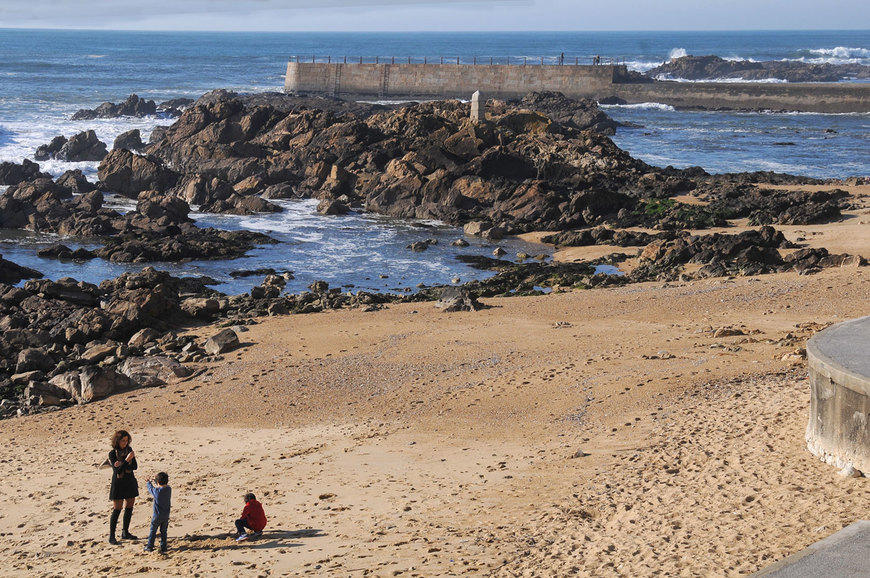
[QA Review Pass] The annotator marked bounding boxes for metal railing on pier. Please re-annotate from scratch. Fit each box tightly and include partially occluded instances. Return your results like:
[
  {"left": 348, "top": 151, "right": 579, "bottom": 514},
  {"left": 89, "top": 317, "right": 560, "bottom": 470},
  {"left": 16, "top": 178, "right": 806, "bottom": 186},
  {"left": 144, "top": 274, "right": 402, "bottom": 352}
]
[{"left": 289, "top": 55, "right": 622, "bottom": 66}]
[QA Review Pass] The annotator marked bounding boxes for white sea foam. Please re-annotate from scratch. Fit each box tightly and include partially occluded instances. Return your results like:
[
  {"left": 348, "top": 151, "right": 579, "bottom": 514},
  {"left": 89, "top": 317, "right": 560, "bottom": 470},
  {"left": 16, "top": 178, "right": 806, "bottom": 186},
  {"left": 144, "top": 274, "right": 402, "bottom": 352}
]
[
  {"left": 807, "top": 46, "right": 870, "bottom": 62},
  {"left": 652, "top": 73, "right": 788, "bottom": 83},
  {"left": 624, "top": 59, "right": 665, "bottom": 73},
  {"left": 0, "top": 114, "right": 163, "bottom": 178},
  {"left": 600, "top": 102, "right": 676, "bottom": 112},
  {"left": 669, "top": 48, "right": 688, "bottom": 60}
]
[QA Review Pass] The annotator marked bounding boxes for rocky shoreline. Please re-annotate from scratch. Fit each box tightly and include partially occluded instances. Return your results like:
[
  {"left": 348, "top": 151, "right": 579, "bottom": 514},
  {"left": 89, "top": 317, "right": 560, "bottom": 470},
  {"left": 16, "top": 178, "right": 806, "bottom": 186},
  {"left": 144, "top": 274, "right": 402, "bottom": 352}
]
[
  {"left": 0, "top": 90, "right": 865, "bottom": 418},
  {"left": 645, "top": 54, "right": 870, "bottom": 83}
]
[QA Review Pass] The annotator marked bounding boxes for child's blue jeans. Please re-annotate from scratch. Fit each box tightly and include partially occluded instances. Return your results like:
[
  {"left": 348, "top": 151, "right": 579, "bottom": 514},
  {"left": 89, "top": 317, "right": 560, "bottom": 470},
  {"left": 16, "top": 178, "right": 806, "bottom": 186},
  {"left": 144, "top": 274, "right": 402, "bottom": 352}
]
[{"left": 147, "top": 518, "right": 169, "bottom": 552}]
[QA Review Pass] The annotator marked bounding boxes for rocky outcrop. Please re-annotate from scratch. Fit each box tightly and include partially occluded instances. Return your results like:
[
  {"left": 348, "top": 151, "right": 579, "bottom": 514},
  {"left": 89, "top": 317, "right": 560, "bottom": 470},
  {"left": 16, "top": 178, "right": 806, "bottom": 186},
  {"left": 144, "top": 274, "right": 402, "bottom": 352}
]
[
  {"left": 71, "top": 94, "right": 158, "bottom": 120},
  {"left": 128, "top": 91, "right": 672, "bottom": 232},
  {"left": 56, "top": 169, "right": 97, "bottom": 194},
  {"left": 113, "top": 129, "right": 145, "bottom": 151},
  {"left": 98, "top": 149, "right": 180, "bottom": 198},
  {"left": 35, "top": 131, "right": 108, "bottom": 162},
  {"left": 57, "top": 130, "right": 108, "bottom": 161},
  {"left": 629, "top": 226, "right": 862, "bottom": 281},
  {"left": 34, "top": 136, "right": 68, "bottom": 161},
  {"left": 517, "top": 91, "right": 620, "bottom": 134},
  {"left": 0, "top": 176, "right": 274, "bottom": 263},
  {"left": 646, "top": 55, "right": 870, "bottom": 83},
  {"left": 0, "top": 159, "right": 49, "bottom": 186},
  {"left": 0, "top": 256, "right": 43, "bottom": 285}
]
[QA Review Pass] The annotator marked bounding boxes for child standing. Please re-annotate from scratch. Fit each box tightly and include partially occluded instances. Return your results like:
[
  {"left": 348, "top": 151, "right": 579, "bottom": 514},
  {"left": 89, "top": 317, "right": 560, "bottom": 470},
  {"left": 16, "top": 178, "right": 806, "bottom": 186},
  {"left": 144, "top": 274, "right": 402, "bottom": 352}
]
[
  {"left": 235, "top": 493, "right": 267, "bottom": 541},
  {"left": 144, "top": 472, "right": 172, "bottom": 553}
]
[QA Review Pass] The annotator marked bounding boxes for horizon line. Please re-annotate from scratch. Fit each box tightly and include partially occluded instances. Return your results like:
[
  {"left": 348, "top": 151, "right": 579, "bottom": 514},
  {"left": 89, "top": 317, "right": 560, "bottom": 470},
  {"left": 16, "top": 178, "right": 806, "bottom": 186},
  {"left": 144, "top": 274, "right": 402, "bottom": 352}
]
[{"left": 2, "top": 26, "right": 869, "bottom": 33}]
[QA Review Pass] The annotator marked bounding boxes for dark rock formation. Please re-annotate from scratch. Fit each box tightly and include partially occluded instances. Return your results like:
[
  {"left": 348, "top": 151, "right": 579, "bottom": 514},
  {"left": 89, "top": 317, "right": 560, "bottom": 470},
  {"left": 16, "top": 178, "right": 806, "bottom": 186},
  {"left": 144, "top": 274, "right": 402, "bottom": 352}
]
[
  {"left": 34, "top": 136, "right": 67, "bottom": 160},
  {"left": 516, "top": 91, "right": 620, "bottom": 134},
  {"left": 56, "top": 169, "right": 98, "bottom": 194},
  {"left": 647, "top": 55, "right": 870, "bottom": 83},
  {"left": 0, "top": 159, "right": 50, "bottom": 186},
  {"left": 203, "top": 328, "right": 240, "bottom": 355},
  {"left": 71, "top": 94, "right": 158, "bottom": 120},
  {"left": 0, "top": 173, "right": 275, "bottom": 263},
  {"left": 98, "top": 149, "right": 180, "bottom": 198},
  {"left": 55, "top": 130, "right": 108, "bottom": 162},
  {"left": 0, "top": 256, "right": 43, "bottom": 285},
  {"left": 113, "top": 129, "right": 145, "bottom": 151},
  {"left": 629, "top": 226, "right": 862, "bottom": 281},
  {"left": 157, "top": 98, "right": 195, "bottom": 117},
  {"left": 125, "top": 90, "right": 669, "bottom": 231}
]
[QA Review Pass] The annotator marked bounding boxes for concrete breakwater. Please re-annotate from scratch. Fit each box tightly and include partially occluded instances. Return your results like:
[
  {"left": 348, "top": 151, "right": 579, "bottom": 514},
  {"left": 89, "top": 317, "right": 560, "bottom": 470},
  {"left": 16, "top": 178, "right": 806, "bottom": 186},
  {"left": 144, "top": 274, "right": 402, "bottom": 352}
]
[{"left": 284, "top": 61, "right": 870, "bottom": 113}]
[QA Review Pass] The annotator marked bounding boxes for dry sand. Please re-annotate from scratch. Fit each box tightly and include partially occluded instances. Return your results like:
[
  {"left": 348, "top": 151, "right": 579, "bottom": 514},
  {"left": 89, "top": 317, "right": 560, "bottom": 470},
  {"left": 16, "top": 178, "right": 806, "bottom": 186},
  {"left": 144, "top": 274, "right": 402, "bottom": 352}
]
[{"left": 2, "top": 185, "right": 870, "bottom": 577}]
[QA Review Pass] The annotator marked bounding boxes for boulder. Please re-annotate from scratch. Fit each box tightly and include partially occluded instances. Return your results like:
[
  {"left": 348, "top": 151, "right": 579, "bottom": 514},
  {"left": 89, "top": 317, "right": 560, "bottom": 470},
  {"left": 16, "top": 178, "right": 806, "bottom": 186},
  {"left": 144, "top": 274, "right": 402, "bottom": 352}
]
[
  {"left": 118, "top": 356, "right": 192, "bottom": 388},
  {"left": 56, "top": 169, "right": 97, "bottom": 194},
  {"left": 0, "top": 256, "right": 43, "bottom": 285},
  {"left": 317, "top": 198, "right": 350, "bottom": 215},
  {"left": 25, "top": 381, "right": 71, "bottom": 406},
  {"left": 203, "top": 328, "right": 240, "bottom": 355},
  {"left": 11, "top": 370, "right": 46, "bottom": 385},
  {"left": 180, "top": 297, "right": 221, "bottom": 319},
  {"left": 48, "top": 372, "right": 82, "bottom": 400},
  {"left": 113, "top": 129, "right": 145, "bottom": 151},
  {"left": 0, "top": 159, "right": 49, "bottom": 186},
  {"left": 98, "top": 149, "right": 180, "bottom": 198},
  {"left": 56, "top": 130, "right": 108, "bottom": 162},
  {"left": 16, "top": 347, "right": 54, "bottom": 373},
  {"left": 79, "top": 366, "right": 132, "bottom": 402},
  {"left": 80, "top": 343, "right": 117, "bottom": 364},
  {"left": 34, "top": 135, "right": 68, "bottom": 160},
  {"left": 435, "top": 287, "right": 482, "bottom": 312},
  {"left": 127, "top": 328, "right": 161, "bottom": 349}
]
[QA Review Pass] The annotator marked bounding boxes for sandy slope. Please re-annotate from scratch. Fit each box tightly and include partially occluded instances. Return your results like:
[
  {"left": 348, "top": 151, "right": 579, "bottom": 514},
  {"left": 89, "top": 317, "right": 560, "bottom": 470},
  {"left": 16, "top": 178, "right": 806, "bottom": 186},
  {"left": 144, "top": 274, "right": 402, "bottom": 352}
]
[{"left": 1, "top": 187, "right": 870, "bottom": 577}]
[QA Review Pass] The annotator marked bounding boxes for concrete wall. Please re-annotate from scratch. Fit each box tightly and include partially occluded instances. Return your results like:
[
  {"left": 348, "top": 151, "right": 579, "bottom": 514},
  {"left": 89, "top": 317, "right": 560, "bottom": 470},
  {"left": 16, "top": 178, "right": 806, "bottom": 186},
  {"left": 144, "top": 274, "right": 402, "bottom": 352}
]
[
  {"left": 806, "top": 316, "right": 870, "bottom": 474},
  {"left": 286, "top": 62, "right": 618, "bottom": 100},
  {"left": 284, "top": 61, "right": 870, "bottom": 113}
]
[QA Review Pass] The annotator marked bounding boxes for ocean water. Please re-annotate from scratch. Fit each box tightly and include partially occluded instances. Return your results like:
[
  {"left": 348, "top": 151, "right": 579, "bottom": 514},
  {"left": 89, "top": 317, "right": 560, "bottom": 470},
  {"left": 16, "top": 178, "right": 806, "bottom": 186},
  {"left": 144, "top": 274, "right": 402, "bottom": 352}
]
[{"left": 0, "top": 29, "right": 868, "bottom": 294}]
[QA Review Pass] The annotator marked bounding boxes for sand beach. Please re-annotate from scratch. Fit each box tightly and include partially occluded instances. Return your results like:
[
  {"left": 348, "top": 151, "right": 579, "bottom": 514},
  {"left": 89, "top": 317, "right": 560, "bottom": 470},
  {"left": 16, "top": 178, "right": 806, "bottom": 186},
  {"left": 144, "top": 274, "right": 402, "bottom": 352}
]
[{"left": 0, "top": 183, "right": 868, "bottom": 576}]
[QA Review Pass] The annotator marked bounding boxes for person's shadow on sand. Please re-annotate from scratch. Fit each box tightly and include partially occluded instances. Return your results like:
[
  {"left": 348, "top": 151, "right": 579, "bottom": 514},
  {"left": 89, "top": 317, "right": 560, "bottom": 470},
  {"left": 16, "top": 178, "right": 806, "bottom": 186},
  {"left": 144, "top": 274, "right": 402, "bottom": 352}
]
[{"left": 174, "top": 529, "right": 325, "bottom": 552}]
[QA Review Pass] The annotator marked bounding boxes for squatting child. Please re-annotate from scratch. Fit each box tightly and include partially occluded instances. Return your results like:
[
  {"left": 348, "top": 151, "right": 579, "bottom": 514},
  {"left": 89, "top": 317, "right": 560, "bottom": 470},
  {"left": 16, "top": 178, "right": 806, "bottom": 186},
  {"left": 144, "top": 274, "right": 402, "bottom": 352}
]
[{"left": 235, "top": 493, "right": 267, "bottom": 541}]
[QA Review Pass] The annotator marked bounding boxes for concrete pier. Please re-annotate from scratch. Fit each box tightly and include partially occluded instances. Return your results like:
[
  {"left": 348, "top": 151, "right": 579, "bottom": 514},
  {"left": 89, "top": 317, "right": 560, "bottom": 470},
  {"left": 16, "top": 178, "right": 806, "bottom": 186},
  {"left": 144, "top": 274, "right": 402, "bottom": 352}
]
[
  {"left": 806, "top": 315, "right": 870, "bottom": 474},
  {"left": 284, "top": 61, "right": 870, "bottom": 113}
]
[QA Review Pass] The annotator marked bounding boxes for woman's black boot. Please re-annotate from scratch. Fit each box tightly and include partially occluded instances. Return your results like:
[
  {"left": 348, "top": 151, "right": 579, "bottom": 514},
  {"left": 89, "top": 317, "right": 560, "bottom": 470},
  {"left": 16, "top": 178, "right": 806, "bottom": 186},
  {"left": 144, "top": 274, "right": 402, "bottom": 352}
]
[
  {"left": 121, "top": 507, "right": 138, "bottom": 540},
  {"left": 109, "top": 509, "right": 121, "bottom": 544}
]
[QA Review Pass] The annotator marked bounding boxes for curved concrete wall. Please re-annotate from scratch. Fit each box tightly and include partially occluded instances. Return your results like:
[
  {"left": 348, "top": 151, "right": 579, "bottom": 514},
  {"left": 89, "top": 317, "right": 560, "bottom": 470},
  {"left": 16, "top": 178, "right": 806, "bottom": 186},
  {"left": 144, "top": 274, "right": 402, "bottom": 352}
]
[
  {"left": 284, "top": 62, "right": 870, "bottom": 113},
  {"left": 806, "top": 316, "right": 870, "bottom": 474}
]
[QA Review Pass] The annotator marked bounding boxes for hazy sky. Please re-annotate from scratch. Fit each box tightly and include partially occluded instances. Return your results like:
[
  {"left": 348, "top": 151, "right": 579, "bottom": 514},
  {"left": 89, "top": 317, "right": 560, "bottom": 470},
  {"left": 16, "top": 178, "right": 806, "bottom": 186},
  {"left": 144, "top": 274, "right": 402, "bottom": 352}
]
[{"left": 1, "top": 0, "right": 867, "bottom": 31}]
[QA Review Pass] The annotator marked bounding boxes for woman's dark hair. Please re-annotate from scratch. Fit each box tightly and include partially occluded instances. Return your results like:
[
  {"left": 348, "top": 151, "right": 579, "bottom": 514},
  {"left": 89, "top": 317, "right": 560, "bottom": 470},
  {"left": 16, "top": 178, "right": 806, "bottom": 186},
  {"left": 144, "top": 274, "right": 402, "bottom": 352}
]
[
  {"left": 111, "top": 430, "right": 131, "bottom": 449},
  {"left": 155, "top": 472, "right": 169, "bottom": 485},
  {"left": 245, "top": 493, "right": 256, "bottom": 502}
]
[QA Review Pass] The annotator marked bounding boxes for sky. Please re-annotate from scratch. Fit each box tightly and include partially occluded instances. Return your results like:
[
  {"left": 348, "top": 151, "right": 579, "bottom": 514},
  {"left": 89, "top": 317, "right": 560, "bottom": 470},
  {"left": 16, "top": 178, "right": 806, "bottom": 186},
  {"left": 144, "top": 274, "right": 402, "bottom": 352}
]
[{"left": 1, "top": 0, "right": 868, "bottom": 31}]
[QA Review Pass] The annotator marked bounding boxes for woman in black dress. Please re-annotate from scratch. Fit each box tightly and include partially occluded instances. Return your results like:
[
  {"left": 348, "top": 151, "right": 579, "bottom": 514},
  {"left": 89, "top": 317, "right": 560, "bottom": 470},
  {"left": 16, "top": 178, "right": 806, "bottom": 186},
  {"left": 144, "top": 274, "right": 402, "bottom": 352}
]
[{"left": 108, "top": 430, "right": 139, "bottom": 544}]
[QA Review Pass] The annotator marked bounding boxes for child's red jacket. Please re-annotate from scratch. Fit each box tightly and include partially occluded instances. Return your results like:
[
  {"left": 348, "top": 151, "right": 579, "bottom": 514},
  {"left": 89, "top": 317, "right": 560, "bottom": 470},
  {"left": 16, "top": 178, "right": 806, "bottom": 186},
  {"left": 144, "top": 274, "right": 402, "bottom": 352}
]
[{"left": 241, "top": 499, "right": 267, "bottom": 532}]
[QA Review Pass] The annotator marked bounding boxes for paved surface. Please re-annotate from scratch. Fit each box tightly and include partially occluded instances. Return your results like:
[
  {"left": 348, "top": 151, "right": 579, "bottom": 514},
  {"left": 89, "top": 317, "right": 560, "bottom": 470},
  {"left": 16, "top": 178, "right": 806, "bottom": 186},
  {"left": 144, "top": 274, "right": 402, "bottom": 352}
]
[
  {"left": 753, "top": 521, "right": 870, "bottom": 576},
  {"left": 810, "top": 315, "right": 870, "bottom": 384}
]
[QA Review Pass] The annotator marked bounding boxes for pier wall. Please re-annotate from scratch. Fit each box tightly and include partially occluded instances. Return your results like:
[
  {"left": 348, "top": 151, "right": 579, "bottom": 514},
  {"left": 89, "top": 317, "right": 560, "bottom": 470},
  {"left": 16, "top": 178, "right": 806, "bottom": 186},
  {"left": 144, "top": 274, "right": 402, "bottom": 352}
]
[
  {"left": 285, "top": 62, "right": 617, "bottom": 101},
  {"left": 284, "top": 61, "right": 870, "bottom": 113}
]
